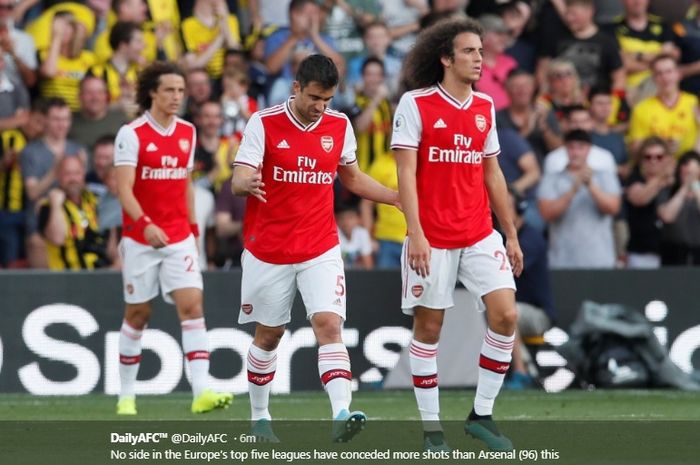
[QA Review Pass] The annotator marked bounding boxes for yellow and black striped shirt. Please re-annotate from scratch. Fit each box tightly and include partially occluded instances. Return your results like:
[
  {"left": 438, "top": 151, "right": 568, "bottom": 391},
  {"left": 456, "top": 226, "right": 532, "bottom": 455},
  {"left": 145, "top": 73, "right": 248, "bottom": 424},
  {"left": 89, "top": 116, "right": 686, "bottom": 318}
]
[
  {"left": 38, "top": 189, "right": 103, "bottom": 270},
  {"left": 0, "top": 130, "right": 28, "bottom": 213},
  {"left": 351, "top": 94, "right": 393, "bottom": 173},
  {"left": 88, "top": 61, "right": 140, "bottom": 103}
]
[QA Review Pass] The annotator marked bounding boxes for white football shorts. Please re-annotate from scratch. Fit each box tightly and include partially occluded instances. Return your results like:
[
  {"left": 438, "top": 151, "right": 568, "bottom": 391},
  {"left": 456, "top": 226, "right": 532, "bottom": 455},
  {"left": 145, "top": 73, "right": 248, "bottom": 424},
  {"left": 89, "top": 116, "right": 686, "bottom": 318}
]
[
  {"left": 238, "top": 245, "right": 347, "bottom": 327},
  {"left": 401, "top": 229, "right": 516, "bottom": 314},
  {"left": 120, "top": 235, "right": 203, "bottom": 304}
]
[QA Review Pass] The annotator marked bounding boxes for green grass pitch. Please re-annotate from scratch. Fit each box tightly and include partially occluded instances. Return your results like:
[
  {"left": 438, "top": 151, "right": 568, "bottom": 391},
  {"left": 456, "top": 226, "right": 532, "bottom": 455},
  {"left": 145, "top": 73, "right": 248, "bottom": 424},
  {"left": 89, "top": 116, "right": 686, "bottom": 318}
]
[{"left": 1, "top": 389, "right": 698, "bottom": 421}]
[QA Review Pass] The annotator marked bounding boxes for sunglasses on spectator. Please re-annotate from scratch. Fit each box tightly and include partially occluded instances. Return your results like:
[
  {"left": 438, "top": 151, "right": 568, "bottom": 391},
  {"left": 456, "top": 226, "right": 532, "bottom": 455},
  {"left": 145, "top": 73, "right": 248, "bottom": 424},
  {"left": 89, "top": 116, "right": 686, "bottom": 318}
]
[
  {"left": 0, "top": 4, "right": 13, "bottom": 10},
  {"left": 643, "top": 152, "right": 666, "bottom": 161},
  {"left": 550, "top": 71, "right": 574, "bottom": 79}
]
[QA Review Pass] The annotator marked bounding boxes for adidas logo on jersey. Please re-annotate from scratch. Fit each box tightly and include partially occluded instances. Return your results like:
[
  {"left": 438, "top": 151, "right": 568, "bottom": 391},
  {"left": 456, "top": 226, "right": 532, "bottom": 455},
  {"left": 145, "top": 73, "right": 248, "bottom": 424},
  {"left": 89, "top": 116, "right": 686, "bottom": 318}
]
[
  {"left": 277, "top": 140, "right": 290, "bottom": 149},
  {"left": 433, "top": 118, "right": 447, "bottom": 129},
  {"left": 146, "top": 142, "right": 158, "bottom": 152},
  {"left": 333, "top": 298, "right": 342, "bottom": 306}
]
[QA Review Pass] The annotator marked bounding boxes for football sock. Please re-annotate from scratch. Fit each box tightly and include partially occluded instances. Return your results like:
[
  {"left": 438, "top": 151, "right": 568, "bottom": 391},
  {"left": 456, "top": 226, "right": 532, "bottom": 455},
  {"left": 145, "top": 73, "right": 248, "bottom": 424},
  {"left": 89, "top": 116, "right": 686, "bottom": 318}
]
[
  {"left": 318, "top": 343, "right": 352, "bottom": 418},
  {"left": 474, "top": 328, "right": 514, "bottom": 416},
  {"left": 247, "top": 344, "right": 277, "bottom": 421}
]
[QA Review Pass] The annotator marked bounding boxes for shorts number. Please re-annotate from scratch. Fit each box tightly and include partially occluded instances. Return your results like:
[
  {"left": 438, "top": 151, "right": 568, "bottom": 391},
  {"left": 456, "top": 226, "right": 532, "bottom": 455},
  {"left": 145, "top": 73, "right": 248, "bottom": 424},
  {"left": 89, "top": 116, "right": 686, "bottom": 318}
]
[
  {"left": 494, "top": 250, "right": 508, "bottom": 271},
  {"left": 184, "top": 255, "right": 195, "bottom": 272},
  {"left": 335, "top": 275, "right": 345, "bottom": 296}
]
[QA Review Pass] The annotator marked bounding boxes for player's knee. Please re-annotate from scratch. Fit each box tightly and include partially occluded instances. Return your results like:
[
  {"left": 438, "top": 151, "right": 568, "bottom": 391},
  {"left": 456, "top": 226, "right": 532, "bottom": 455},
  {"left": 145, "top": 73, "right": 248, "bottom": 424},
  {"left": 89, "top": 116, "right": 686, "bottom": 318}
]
[
  {"left": 311, "top": 313, "right": 343, "bottom": 344},
  {"left": 254, "top": 326, "right": 285, "bottom": 350},
  {"left": 491, "top": 306, "right": 518, "bottom": 333},
  {"left": 413, "top": 320, "right": 442, "bottom": 344},
  {"left": 179, "top": 302, "right": 204, "bottom": 320},
  {"left": 125, "top": 304, "right": 151, "bottom": 329}
]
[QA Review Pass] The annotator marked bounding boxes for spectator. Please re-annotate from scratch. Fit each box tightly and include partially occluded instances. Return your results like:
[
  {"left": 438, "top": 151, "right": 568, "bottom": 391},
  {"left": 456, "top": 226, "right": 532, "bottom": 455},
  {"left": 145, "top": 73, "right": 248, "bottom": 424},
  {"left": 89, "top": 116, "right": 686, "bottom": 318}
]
[
  {"left": 538, "top": 129, "right": 622, "bottom": 268},
  {"left": 348, "top": 57, "right": 392, "bottom": 173},
  {"left": 543, "top": 105, "right": 617, "bottom": 174},
  {"left": 181, "top": 0, "right": 242, "bottom": 79},
  {"left": 607, "top": 0, "right": 678, "bottom": 105},
  {"left": 657, "top": 151, "right": 700, "bottom": 265},
  {"left": 673, "top": 2, "right": 700, "bottom": 94},
  {"left": 193, "top": 100, "right": 236, "bottom": 191},
  {"left": 0, "top": 0, "right": 38, "bottom": 88},
  {"left": 37, "top": 156, "right": 111, "bottom": 270},
  {"left": 628, "top": 54, "right": 700, "bottom": 159},
  {"left": 321, "top": 0, "right": 381, "bottom": 62},
  {"left": 380, "top": 0, "right": 429, "bottom": 58},
  {"left": 68, "top": 76, "right": 127, "bottom": 163},
  {"left": 93, "top": 0, "right": 174, "bottom": 64},
  {"left": 85, "top": 135, "right": 115, "bottom": 196},
  {"left": 536, "top": 0, "right": 625, "bottom": 95},
  {"left": 264, "top": 0, "right": 345, "bottom": 79},
  {"left": 20, "top": 97, "right": 87, "bottom": 268},
  {"left": 497, "top": 69, "right": 562, "bottom": 164},
  {"left": 477, "top": 14, "right": 517, "bottom": 111},
  {"left": 182, "top": 68, "right": 213, "bottom": 122},
  {"left": 359, "top": 152, "right": 406, "bottom": 268},
  {"left": 500, "top": 1, "right": 536, "bottom": 72},
  {"left": 267, "top": 48, "right": 311, "bottom": 106},
  {"left": 39, "top": 12, "right": 96, "bottom": 111},
  {"left": 588, "top": 86, "right": 628, "bottom": 176},
  {"left": 0, "top": 52, "right": 29, "bottom": 132},
  {"left": 336, "top": 203, "right": 373, "bottom": 269},
  {"left": 537, "top": 58, "right": 585, "bottom": 122},
  {"left": 249, "top": 0, "right": 292, "bottom": 29},
  {"left": 346, "top": 21, "right": 401, "bottom": 96},
  {"left": 88, "top": 21, "right": 145, "bottom": 110},
  {"left": 220, "top": 68, "right": 257, "bottom": 139},
  {"left": 625, "top": 136, "right": 674, "bottom": 268},
  {"left": 214, "top": 176, "right": 246, "bottom": 268}
]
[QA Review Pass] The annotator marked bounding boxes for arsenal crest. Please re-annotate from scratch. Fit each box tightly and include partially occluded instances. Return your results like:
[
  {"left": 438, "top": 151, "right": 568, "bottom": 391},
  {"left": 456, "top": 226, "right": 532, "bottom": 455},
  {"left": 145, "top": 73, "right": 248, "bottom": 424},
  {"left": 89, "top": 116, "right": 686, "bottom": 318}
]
[
  {"left": 411, "top": 285, "right": 423, "bottom": 298},
  {"left": 241, "top": 304, "right": 253, "bottom": 314},
  {"left": 179, "top": 138, "right": 190, "bottom": 153},
  {"left": 475, "top": 114, "right": 487, "bottom": 132},
  {"left": 321, "top": 135, "right": 334, "bottom": 153}
]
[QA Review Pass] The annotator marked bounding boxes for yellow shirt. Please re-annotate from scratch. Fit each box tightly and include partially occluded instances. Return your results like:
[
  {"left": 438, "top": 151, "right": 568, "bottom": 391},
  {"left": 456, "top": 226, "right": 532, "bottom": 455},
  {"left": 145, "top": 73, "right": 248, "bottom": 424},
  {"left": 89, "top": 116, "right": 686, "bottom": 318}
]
[
  {"left": 39, "top": 50, "right": 97, "bottom": 111},
  {"left": 39, "top": 190, "right": 102, "bottom": 270},
  {"left": 367, "top": 154, "right": 406, "bottom": 243},
  {"left": 354, "top": 94, "right": 393, "bottom": 173},
  {"left": 88, "top": 61, "right": 140, "bottom": 102},
  {"left": 0, "top": 130, "right": 28, "bottom": 212},
  {"left": 181, "top": 15, "right": 241, "bottom": 78},
  {"left": 628, "top": 92, "right": 699, "bottom": 159},
  {"left": 26, "top": 2, "right": 95, "bottom": 51},
  {"left": 147, "top": 0, "right": 183, "bottom": 59}
]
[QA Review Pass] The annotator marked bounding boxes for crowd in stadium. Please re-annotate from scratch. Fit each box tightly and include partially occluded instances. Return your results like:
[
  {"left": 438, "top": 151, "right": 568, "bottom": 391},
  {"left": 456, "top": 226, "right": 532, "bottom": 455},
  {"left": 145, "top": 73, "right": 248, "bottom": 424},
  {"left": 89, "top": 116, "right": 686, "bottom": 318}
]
[{"left": 1, "top": 0, "right": 700, "bottom": 272}]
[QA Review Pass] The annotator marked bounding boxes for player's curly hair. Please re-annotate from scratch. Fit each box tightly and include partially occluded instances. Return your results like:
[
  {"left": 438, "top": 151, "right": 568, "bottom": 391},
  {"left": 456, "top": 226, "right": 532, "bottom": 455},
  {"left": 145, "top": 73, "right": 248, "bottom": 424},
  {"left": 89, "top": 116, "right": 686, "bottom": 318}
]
[
  {"left": 400, "top": 17, "right": 483, "bottom": 91},
  {"left": 136, "top": 61, "right": 185, "bottom": 112}
]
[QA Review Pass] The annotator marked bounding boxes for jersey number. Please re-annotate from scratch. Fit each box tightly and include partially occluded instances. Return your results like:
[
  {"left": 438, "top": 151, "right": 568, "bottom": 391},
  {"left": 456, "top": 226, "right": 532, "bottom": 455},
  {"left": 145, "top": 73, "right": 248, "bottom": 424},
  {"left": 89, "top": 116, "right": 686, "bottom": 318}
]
[
  {"left": 494, "top": 250, "right": 508, "bottom": 271},
  {"left": 335, "top": 275, "right": 345, "bottom": 296},
  {"left": 184, "top": 255, "right": 195, "bottom": 272}
]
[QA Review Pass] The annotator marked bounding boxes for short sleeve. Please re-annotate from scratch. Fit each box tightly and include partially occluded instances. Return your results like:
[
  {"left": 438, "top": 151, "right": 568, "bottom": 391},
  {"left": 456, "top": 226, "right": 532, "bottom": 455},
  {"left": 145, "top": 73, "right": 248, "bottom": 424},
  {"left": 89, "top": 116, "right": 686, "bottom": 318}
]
[
  {"left": 114, "top": 125, "right": 139, "bottom": 166},
  {"left": 597, "top": 170, "right": 622, "bottom": 195},
  {"left": 484, "top": 102, "right": 501, "bottom": 157},
  {"left": 537, "top": 173, "right": 560, "bottom": 200},
  {"left": 234, "top": 112, "right": 265, "bottom": 169},
  {"left": 340, "top": 117, "right": 357, "bottom": 166},
  {"left": 391, "top": 93, "right": 422, "bottom": 150}
]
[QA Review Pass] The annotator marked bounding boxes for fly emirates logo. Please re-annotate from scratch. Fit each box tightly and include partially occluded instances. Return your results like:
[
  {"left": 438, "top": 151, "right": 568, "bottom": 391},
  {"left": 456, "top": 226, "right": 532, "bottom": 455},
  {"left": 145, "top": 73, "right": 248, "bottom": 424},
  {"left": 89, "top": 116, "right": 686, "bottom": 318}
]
[
  {"left": 141, "top": 156, "right": 189, "bottom": 180},
  {"left": 272, "top": 156, "right": 334, "bottom": 185},
  {"left": 428, "top": 134, "right": 483, "bottom": 164}
]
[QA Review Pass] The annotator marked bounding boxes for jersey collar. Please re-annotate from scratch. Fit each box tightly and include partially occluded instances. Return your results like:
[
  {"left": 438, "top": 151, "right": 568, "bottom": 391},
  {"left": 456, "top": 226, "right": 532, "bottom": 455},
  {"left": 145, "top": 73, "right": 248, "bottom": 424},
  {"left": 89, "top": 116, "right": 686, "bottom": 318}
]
[
  {"left": 437, "top": 83, "right": 474, "bottom": 110},
  {"left": 284, "top": 97, "right": 324, "bottom": 132},
  {"left": 144, "top": 111, "right": 177, "bottom": 136}
]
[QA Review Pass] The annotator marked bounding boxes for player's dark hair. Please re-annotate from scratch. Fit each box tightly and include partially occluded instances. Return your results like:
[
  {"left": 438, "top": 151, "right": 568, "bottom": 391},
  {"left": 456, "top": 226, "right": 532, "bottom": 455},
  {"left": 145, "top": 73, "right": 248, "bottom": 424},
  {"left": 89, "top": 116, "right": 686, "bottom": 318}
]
[
  {"left": 295, "top": 54, "right": 339, "bottom": 90},
  {"left": 136, "top": 61, "right": 185, "bottom": 111},
  {"left": 109, "top": 21, "right": 141, "bottom": 51},
  {"left": 400, "top": 17, "right": 483, "bottom": 91},
  {"left": 361, "top": 56, "right": 385, "bottom": 75}
]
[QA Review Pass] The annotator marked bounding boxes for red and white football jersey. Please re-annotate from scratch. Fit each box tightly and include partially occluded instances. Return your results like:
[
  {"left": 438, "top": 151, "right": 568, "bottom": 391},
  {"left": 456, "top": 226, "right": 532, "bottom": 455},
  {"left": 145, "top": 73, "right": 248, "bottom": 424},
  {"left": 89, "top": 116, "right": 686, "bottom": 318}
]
[
  {"left": 234, "top": 98, "right": 357, "bottom": 264},
  {"left": 114, "top": 112, "right": 196, "bottom": 245},
  {"left": 391, "top": 84, "right": 500, "bottom": 249}
]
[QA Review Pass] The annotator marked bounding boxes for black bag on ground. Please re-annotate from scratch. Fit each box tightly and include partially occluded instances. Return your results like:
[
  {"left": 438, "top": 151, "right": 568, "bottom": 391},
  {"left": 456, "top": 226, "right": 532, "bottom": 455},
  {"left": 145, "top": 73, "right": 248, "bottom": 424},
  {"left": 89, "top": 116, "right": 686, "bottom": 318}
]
[{"left": 587, "top": 334, "right": 650, "bottom": 388}]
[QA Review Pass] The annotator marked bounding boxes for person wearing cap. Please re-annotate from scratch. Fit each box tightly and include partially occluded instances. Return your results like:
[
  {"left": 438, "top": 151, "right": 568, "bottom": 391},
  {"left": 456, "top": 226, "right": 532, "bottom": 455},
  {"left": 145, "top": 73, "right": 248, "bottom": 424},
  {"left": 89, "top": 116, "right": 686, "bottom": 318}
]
[
  {"left": 477, "top": 14, "right": 517, "bottom": 110},
  {"left": 537, "top": 129, "right": 622, "bottom": 268}
]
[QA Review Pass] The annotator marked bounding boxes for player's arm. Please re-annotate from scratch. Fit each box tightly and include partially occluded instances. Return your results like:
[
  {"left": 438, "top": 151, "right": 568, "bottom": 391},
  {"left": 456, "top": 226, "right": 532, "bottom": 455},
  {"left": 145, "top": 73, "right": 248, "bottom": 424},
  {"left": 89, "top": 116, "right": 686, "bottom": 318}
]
[
  {"left": 337, "top": 162, "right": 399, "bottom": 207},
  {"left": 115, "top": 164, "right": 169, "bottom": 248},
  {"left": 395, "top": 147, "right": 430, "bottom": 278},
  {"left": 231, "top": 164, "right": 266, "bottom": 202},
  {"left": 231, "top": 113, "right": 266, "bottom": 201},
  {"left": 484, "top": 156, "right": 523, "bottom": 277}
]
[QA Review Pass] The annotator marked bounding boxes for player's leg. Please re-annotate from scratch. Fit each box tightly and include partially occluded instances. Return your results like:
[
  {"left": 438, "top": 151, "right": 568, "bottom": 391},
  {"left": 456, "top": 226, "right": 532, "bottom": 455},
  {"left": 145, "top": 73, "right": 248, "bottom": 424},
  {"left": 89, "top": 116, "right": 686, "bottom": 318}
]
[
  {"left": 238, "top": 249, "right": 297, "bottom": 440},
  {"left": 247, "top": 323, "right": 285, "bottom": 443},
  {"left": 298, "top": 246, "right": 365, "bottom": 442},
  {"left": 117, "top": 302, "right": 152, "bottom": 415},
  {"left": 401, "top": 241, "right": 458, "bottom": 451},
  {"left": 117, "top": 237, "right": 161, "bottom": 415},
  {"left": 457, "top": 230, "right": 517, "bottom": 451}
]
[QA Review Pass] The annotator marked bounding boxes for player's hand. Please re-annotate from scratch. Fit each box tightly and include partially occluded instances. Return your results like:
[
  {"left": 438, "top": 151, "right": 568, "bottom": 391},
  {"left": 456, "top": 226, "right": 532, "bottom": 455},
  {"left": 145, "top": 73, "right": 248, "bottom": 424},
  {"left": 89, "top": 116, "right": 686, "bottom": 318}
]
[
  {"left": 408, "top": 232, "right": 431, "bottom": 278},
  {"left": 247, "top": 164, "right": 267, "bottom": 203},
  {"left": 144, "top": 223, "right": 170, "bottom": 249},
  {"left": 506, "top": 236, "right": 524, "bottom": 277}
]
